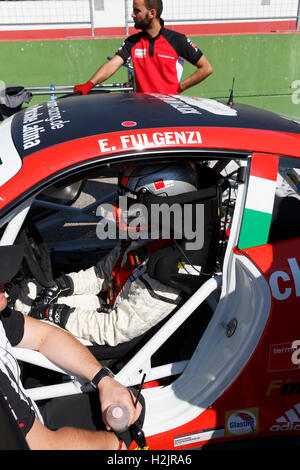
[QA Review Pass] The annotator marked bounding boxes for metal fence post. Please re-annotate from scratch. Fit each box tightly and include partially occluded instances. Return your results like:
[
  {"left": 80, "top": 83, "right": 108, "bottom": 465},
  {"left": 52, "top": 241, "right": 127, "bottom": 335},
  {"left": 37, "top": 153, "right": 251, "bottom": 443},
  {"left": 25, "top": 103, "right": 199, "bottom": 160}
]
[
  {"left": 89, "top": 0, "right": 95, "bottom": 37},
  {"left": 125, "top": 0, "right": 129, "bottom": 35},
  {"left": 297, "top": 0, "right": 300, "bottom": 30}
]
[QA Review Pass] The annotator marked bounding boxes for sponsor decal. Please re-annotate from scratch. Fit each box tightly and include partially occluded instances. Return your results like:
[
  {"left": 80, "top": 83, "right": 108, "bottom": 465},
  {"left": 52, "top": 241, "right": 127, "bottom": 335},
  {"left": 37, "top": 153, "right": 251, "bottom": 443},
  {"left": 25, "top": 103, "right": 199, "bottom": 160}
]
[
  {"left": 153, "top": 179, "right": 174, "bottom": 191},
  {"left": 151, "top": 94, "right": 201, "bottom": 115},
  {"left": 134, "top": 48, "right": 146, "bottom": 58},
  {"left": 268, "top": 342, "right": 300, "bottom": 372},
  {"left": 22, "top": 104, "right": 45, "bottom": 150},
  {"left": 98, "top": 129, "right": 202, "bottom": 153},
  {"left": 174, "top": 426, "right": 224, "bottom": 448},
  {"left": 179, "top": 95, "right": 238, "bottom": 116},
  {"left": 21, "top": 101, "right": 70, "bottom": 150},
  {"left": 270, "top": 402, "right": 300, "bottom": 432},
  {"left": 269, "top": 257, "right": 300, "bottom": 301},
  {"left": 225, "top": 408, "right": 259, "bottom": 437},
  {"left": 46, "top": 100, "right": 70, "bottom": 130},
  {"left": 265, "top": 379, "right": 300, "bottom": 397},
  {"left": 152, "top": 94, "right": 238, "bottom": 116},
  {"left": 292, "top": 340, "right": 300, "bottom": 365}
]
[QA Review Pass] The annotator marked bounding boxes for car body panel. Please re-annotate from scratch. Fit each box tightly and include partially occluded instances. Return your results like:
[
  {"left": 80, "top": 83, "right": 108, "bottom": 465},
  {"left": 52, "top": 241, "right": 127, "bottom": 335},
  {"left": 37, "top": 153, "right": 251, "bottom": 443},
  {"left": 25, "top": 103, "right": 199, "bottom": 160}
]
[
  {"left": 139, "top": 237, "right": 300, "bottom": 450},
  {"left": 1, "top": 126, "right": 300, "bottom": 213},
  {"left": 1, "top": 93, "right": 300, "bottom": 212},
  {"left": 0, "top": 93, "right": 300, "bottom": 450},
  {"left": 10, "top": 94, "right": 300, "bottom": 159},
  {"left": 238, "top": 153, "right": 279, "bottom": 249}
]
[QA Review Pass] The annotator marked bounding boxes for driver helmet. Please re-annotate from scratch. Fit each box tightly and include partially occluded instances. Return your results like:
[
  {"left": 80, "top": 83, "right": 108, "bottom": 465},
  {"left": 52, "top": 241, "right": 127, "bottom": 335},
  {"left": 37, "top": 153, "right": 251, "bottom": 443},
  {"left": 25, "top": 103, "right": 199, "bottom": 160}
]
[{"left": 115, "top": 163, "right": 199, "bottom": 235}]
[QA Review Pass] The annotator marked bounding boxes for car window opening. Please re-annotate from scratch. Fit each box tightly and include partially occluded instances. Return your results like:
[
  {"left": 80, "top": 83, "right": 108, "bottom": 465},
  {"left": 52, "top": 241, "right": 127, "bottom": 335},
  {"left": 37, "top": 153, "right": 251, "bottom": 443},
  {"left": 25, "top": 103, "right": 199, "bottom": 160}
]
[{"left": 7, "top": 155, "right": 244, "bottom": 397}]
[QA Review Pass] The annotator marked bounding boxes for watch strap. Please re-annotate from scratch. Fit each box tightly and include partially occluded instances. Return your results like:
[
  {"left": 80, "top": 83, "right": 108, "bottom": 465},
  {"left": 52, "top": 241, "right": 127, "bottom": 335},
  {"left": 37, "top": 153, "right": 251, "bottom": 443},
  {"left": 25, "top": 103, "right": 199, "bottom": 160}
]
[{"left": 90, "top": 367, "right": 114, "bottom": 389}]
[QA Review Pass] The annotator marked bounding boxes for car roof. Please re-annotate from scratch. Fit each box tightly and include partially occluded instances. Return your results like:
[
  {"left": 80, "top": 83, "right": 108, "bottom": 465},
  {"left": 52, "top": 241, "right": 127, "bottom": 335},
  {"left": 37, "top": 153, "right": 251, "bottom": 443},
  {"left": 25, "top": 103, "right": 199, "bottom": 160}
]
[
  {"left": 1, "top": 93, "right": 300, "bottom": 213},
  {"left": 11, "top": 93, "right": 300, "bottom": 159}
]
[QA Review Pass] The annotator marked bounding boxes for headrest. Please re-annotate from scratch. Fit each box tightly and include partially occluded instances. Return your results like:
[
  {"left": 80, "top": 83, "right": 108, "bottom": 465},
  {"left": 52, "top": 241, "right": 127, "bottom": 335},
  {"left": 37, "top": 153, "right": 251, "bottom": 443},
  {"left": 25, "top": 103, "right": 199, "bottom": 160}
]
[{"left": 147, "top": 194, "right": 222, "bottom": 296}]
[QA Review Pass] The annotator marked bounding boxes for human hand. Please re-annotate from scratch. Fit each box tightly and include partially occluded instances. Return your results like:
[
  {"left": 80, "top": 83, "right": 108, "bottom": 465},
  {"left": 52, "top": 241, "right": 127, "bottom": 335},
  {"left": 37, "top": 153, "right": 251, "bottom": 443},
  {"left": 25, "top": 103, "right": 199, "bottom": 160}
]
[
  {"left": 28, "top": 303, "right": 72, "bottom": 327},
  {"left": 32, "top": 274, "right": 73, "bottom": 308},
  {"left": 73, "top": 80, "right": 94, "bottom": 95},
  {"left": 98, "top": 376, "right": 142, "bottom": 429},
  {"left": 177, "top": 82, "right": 184, "bottom": 93},
  {"left": 99, "top": 377, "right": 146, "bottom": 449}
]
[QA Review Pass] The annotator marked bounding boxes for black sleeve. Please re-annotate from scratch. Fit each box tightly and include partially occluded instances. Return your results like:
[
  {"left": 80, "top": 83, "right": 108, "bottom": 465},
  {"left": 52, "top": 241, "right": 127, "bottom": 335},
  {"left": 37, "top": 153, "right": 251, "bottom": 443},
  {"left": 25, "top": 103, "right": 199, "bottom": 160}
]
[
  {"left": 164, "top": 30, "right": 203, "bottom": 65},
  {"left": 116, "top": 33, "right": 142, "bottom": 63},
  {"left": 0, "top": 308, "right": 25, "bottom": 346}
]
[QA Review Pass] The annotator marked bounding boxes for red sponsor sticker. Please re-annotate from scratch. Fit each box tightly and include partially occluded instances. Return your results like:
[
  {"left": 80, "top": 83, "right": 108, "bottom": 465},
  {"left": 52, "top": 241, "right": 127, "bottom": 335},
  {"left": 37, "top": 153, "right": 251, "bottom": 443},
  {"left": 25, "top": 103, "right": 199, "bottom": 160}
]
[
  {"left": 153, "top": 179, "right": 174, "bottom": 191},
  {"left": 121, "top": 121, "right": 137, "bottom": 127}
]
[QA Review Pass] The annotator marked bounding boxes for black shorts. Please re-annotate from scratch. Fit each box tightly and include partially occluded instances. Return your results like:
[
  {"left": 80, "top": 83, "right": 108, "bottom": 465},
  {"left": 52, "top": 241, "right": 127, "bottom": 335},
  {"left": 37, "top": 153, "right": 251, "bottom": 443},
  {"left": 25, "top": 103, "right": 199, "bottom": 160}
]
[{"left": 40, "top": 392, "right": 106, "bottom": 431}]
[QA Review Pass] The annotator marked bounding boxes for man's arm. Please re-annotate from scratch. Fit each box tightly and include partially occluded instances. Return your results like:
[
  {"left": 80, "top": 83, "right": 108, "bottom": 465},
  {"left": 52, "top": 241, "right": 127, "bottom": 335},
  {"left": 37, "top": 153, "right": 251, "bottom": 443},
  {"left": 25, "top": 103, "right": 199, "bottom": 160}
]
[
  {"left": 74, "top": 55, "right": 125, "bottom": 94},
  {"left": 179, "top": 54, "right": 213, "bottom": 92},
  {"left": 89, "top": 54, "right": 125, "bottom": 86},
  {"left": 17, "top": 315, "right": 141, "bottom": 448},
  {"left": 18, "top": 316, "right": 140, "bottom": 420},
  {"left": 27, "top": 416, "right": 122, "bottom": 450}
]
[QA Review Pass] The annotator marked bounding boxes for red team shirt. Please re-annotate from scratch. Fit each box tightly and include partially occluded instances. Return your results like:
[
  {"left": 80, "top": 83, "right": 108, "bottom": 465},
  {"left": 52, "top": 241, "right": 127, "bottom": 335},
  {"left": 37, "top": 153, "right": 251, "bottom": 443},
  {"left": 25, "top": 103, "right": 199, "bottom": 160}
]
[{"left": 116, "top": 20, "right": 203, "bottom": 94}]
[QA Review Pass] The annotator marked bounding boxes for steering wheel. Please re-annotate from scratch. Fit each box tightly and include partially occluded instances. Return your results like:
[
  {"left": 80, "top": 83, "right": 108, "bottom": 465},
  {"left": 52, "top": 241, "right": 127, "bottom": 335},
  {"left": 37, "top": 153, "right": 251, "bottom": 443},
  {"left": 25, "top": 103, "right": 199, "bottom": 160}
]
[{"left": 17, "top": 219, "right": 55, "bottom": 288}]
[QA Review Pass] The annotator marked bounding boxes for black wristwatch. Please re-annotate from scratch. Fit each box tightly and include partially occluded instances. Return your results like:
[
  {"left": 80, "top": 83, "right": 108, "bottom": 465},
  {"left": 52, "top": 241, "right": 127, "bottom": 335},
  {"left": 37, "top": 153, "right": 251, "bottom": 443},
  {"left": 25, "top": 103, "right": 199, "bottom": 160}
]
[{"left": 90, "top": 367, "right": 114, "bottom": 389}]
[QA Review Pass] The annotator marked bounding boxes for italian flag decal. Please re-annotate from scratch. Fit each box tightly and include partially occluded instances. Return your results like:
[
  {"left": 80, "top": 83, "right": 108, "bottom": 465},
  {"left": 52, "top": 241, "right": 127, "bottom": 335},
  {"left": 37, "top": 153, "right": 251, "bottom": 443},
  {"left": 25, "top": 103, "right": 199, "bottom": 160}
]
[{"left": 238, "top": 153, "right": 279, "bottom": 249}]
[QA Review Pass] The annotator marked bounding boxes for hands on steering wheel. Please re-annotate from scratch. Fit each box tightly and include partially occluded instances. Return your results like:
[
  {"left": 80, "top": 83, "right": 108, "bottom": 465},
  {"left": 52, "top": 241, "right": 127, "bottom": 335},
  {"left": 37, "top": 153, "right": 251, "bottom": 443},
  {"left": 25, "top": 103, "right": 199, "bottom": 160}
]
[
  {"left": 33, "top": 274, "right": 74, "bottom": 306},
  {"left": 29, "top": 274, "right": 74, "bottom": 327}
]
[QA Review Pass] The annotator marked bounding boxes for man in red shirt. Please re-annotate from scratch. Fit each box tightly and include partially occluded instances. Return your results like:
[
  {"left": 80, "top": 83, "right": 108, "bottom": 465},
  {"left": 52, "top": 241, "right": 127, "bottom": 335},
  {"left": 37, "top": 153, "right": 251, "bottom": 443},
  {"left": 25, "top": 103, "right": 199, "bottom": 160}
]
[{"left": 74, "top": 0, "right": 213, "bottom": 95}]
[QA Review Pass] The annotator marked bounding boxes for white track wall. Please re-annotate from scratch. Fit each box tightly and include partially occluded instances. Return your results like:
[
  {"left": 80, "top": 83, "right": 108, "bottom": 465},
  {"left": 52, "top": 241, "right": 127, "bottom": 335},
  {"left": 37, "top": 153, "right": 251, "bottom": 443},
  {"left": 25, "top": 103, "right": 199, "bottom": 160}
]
[{"left": 0, "top": 0, "right": 299, "bottom": 31}]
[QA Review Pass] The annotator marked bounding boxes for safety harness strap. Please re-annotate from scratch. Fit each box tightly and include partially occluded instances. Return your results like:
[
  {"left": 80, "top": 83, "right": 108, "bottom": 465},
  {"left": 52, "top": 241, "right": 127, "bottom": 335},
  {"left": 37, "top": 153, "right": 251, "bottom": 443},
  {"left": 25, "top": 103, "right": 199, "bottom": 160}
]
[{"left": 107, "top": 239, "right": 171, "bottom": 308}]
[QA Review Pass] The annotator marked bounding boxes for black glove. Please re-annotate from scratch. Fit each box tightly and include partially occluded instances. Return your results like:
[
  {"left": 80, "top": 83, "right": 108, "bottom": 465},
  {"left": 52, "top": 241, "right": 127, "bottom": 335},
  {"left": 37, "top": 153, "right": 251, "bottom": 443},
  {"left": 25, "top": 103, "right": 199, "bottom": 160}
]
[
  {"left": 33, "top": 274, "right": 74, "bottom": 307},
  {"left": 28, "top": 303, "right": 74, "bottom": 328},
  {"left": 114, "top": 387, "right": 146, "bottom": 449},
  {"left": 5, "top": 282, "right": 21, "bottom": 308}
]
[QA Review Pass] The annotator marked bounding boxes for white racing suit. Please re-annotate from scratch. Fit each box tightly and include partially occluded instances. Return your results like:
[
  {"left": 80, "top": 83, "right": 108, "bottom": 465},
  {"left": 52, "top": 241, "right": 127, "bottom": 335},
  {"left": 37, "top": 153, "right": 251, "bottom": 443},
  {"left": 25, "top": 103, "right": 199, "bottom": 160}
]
[{"left": 14, "top": 240, "right": 181, "bottom": 346}]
